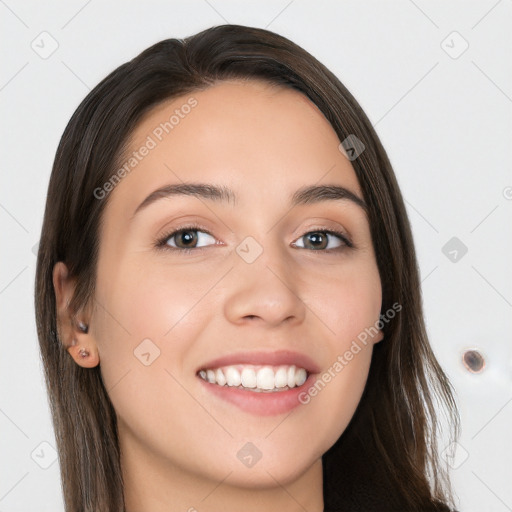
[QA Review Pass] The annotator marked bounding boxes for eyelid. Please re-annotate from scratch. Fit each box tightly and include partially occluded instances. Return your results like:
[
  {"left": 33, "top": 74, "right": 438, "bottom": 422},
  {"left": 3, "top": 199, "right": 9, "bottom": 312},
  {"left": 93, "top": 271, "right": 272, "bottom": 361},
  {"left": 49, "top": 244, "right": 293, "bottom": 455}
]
[{"left": 297, "top": 222, "right": 352, "bottom": 244}]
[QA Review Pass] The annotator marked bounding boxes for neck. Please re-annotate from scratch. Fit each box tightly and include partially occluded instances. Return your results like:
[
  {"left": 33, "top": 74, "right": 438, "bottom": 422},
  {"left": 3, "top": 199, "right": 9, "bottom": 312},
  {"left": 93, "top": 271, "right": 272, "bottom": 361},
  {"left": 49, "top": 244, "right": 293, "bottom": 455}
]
[{"left": 120, "top": 429, "right": 324, "bottom": 512}]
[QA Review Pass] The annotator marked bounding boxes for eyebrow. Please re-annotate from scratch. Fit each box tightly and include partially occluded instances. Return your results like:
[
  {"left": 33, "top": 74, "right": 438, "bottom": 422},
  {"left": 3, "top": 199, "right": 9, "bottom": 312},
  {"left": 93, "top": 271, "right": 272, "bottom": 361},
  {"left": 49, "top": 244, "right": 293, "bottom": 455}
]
[{"left": 131, "top": 182, "right": 367, "bottom": 218}]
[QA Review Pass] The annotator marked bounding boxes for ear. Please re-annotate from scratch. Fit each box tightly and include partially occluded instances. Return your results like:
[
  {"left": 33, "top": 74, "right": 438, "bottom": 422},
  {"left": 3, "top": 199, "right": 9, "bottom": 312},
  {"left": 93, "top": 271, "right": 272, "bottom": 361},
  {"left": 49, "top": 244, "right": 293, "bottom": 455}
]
[{"left": 53, "top": 262, "right": 99, "bottom": 368}]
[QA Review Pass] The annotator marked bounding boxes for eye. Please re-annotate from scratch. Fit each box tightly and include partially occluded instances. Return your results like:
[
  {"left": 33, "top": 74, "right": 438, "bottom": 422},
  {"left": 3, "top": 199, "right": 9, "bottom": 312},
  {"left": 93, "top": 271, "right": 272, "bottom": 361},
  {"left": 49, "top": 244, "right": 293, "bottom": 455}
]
[
  {"left": 155, "top": 224, "right": 353, "bottom": 254},
  {"left": 155, "top": 224, "right": 216, "bottom": 253},
  {"left": 292, "top": 229, "right": 352, "bottom": 252}
]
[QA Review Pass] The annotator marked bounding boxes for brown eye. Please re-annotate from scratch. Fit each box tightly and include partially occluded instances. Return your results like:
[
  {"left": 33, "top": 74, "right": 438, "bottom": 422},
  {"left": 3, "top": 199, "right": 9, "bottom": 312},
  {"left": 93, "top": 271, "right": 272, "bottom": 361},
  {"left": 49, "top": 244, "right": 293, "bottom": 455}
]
[
  {"left": 292, "top": 229, "right": 351, "bottom": 251},
  {"left": 157, "top": 225, "right": 217, "bottom": 252},
  {"left": 171, "top": 229, "right": 199, "bottom": 249},
  {"left": 303, "top": 232, "right": 329, "bottom": 250}
]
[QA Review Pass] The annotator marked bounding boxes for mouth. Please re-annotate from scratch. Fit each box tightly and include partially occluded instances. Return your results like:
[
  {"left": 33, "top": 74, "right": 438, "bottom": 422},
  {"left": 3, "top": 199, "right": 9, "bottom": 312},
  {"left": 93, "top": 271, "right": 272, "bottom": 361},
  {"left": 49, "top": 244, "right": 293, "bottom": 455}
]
[
  {"left": 198, "top": 364, "right": 309, "bottom": 392},
  {"left": 195, "top": 350, "right": 319, "bottom": 415}
]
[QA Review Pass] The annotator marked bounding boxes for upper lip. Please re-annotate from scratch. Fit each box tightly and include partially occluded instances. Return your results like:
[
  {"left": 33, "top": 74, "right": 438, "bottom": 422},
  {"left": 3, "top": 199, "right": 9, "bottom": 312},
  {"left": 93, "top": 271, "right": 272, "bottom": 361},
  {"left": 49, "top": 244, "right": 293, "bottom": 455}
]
[{"left": 197, "top": 349, "right": 321, "bottom": 374}]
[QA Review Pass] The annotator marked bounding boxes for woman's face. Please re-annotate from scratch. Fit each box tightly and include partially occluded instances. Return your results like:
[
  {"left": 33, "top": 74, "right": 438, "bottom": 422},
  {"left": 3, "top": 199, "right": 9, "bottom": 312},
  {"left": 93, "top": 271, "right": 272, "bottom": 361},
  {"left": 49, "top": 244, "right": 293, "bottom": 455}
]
[{"left": 68, "top": 80, "right": 383, "bottom": 499}]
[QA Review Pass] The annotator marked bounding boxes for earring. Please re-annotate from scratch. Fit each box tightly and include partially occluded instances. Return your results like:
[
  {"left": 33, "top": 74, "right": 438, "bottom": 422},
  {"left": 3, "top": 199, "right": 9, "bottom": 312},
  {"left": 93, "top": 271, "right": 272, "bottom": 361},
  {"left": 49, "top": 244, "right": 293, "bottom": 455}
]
[
  {"left": 79, "top": 347, "right": 90, "bottom": 358},
  {"left": 77, "top": 320, "right": 89, "bottom": 333}
]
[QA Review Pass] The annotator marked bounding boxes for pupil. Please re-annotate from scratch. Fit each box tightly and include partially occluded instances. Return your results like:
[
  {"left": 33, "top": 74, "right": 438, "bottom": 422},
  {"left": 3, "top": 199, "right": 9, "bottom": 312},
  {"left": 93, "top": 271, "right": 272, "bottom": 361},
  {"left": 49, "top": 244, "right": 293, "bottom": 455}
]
[
  {"left": 180, "top": 230, "right": 196, "bottom": 247},
  {"left": 308, "top": 232, "right": 325, "bottom": 249}
]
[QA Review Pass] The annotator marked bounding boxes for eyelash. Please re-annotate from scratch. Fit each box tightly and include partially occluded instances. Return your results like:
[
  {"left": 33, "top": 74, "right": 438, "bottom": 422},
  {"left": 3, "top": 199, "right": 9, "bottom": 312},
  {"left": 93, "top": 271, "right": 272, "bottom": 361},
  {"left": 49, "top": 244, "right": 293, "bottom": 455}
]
[{"left": 154, "top": 223, "right": 354, "bottom": 255}]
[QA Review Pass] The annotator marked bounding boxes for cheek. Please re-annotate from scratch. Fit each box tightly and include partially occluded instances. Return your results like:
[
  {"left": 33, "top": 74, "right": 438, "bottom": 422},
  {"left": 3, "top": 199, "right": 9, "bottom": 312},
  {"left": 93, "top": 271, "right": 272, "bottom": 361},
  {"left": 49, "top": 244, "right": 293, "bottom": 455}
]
[
  {"left": 301, "top": 346, "right": 374, "bottom": 461},
  {"left": 294, "top": 260, "right": 381, "bottom": 443},
  {"left": 95, "top": 254, "right": 212, "bottom": 346},
  {"left": 310, "top": 259, "right": 382, "bottom": 346},
  {"left": 91, "top": 261, "right": 221, "bottom": 475},
  {"left": 92, "top": 253, "right": 220, "bottom": 400}
]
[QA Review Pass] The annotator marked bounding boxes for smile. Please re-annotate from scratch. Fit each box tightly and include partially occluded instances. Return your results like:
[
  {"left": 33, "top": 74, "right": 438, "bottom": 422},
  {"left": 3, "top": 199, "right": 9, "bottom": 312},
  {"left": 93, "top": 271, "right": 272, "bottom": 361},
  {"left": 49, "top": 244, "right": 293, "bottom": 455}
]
[{"left": 198, "top": 364, "right": 308, "bottom": 392}]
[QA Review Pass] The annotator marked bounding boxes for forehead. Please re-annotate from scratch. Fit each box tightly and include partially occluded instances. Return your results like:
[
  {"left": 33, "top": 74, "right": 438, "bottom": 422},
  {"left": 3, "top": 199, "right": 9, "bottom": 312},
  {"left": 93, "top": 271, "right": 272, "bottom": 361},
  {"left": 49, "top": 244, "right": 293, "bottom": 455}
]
[{"left": 108, "top": 79, "right": 363, "bottom": 217}]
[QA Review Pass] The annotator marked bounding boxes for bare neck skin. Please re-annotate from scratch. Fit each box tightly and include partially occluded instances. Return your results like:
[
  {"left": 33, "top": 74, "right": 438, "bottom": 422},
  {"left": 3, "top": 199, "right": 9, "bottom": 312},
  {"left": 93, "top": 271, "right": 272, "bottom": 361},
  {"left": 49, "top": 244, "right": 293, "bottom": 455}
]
[{"left": 121, "top": 428, "right": 324, "bottom": 511}]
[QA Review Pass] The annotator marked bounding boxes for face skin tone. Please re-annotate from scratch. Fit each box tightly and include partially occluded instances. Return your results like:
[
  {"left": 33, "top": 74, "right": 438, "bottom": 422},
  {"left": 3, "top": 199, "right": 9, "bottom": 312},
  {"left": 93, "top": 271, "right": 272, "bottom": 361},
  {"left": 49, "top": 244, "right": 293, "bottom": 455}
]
[{"left": 53, "top": 79, "right": 383, "bottom": 512}]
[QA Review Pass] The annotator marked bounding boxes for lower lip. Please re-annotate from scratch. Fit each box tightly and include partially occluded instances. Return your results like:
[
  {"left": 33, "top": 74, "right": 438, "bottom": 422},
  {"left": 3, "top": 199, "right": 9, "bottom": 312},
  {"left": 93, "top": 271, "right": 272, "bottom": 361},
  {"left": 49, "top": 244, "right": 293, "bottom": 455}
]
[{"left": 197, "top": 373, "right": 317, "bottom": 416}]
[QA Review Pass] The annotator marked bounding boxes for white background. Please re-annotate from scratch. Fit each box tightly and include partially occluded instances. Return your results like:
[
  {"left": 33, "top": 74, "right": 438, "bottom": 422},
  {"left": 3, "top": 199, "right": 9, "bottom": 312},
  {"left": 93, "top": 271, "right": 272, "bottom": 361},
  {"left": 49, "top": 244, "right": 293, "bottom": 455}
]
[{"left": 1, "top": 1, "right": 511, "bottom": 511}]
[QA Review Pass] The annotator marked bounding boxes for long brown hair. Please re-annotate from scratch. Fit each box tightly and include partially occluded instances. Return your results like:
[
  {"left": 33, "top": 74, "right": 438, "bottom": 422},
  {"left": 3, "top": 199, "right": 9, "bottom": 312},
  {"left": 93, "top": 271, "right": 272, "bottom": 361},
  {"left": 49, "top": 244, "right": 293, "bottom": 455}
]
[{"left": 35, "top": 24, "right": 460, "bottom": 511}]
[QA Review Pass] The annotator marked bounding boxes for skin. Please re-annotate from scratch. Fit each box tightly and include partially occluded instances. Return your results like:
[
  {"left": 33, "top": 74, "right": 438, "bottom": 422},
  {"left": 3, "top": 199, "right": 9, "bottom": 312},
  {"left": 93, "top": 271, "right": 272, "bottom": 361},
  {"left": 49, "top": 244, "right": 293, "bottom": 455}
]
[{"left": 53, "top": 79, "right": 383, "bottom": 512}]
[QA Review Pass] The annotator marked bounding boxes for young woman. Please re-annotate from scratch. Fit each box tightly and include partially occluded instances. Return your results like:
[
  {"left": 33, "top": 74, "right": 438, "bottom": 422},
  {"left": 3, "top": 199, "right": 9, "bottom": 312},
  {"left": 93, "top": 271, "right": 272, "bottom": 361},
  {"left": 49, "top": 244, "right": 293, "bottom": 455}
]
[{"left": 35, "top": 24, "right": 460, "bottom": 512}]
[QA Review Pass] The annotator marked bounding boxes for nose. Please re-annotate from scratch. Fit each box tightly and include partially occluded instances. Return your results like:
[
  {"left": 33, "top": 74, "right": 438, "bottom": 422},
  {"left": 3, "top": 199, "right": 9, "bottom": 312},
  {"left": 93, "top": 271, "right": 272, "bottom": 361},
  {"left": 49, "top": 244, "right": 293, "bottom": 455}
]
[{"left": 223, "top": 244, "right": 306, "bottom": 328}]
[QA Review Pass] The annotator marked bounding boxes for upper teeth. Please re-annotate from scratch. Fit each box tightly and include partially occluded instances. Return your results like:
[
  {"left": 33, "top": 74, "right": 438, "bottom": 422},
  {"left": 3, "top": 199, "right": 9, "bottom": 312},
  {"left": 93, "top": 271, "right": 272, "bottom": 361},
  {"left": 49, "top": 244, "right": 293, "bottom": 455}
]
[{"left": 198, "top": 365, "right": 308, "bottom": 391}]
